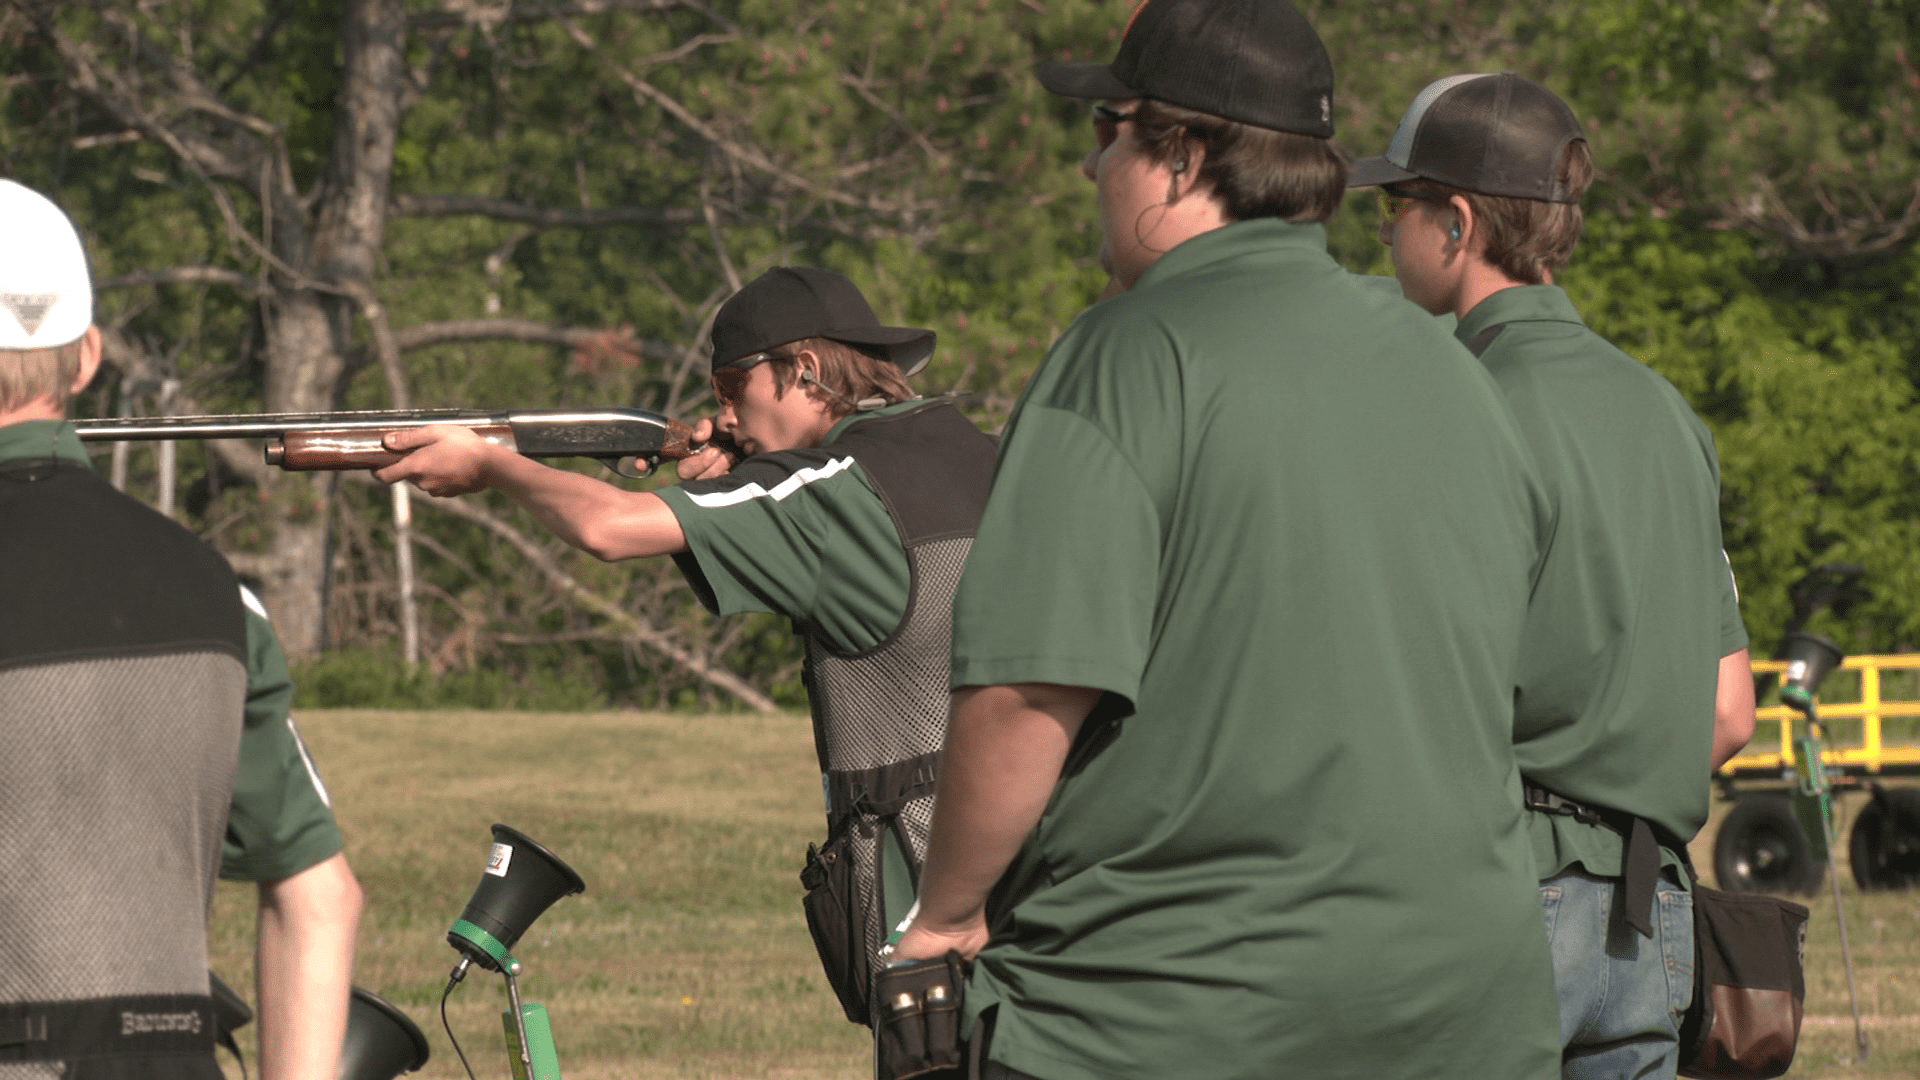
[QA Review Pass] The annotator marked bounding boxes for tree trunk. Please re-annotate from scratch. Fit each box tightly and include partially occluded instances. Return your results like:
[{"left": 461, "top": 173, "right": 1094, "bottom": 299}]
[
  {"left": 252, "top": 0, "right": 407, "bottom": 659},
  {"left": 255, "top": 290, "right": 346, "bottom": 656}
]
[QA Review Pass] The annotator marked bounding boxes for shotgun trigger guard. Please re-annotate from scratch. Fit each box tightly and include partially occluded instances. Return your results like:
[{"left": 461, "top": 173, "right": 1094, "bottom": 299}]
[{"left": 601, "top": 455, "right": 656, "bottom": 480}]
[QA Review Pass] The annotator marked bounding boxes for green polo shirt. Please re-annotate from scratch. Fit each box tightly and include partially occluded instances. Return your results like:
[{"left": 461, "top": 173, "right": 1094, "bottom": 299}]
[
  {"left": 660, "top": 402, "right": 920, "bottom": 654},
  {"left": 950, "top": 220, "right": 1561, "bottom": 1080},
  {"left": 1459, "top": 286, "right": 1749, "bottom": 883},
  {"left": 0, "top": 421, "right": 343, "bottom": 882}
]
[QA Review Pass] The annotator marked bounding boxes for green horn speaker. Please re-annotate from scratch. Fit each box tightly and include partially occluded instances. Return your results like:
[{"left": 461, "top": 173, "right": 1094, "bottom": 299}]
[
  {"left": 1779, "top": 631, "right": 1843, "bottom": 711},
  {"left": 338, "top": 986, "right": 430, "bottom": 1080},
  {"left": 447, "top": 824, "right": 586, "bottom": 973}
]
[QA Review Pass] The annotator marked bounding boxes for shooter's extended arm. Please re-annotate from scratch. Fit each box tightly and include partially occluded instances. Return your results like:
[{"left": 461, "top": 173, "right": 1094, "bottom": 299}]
[{"left": 72, "top": 407, "right": 697, "bottom": 476}]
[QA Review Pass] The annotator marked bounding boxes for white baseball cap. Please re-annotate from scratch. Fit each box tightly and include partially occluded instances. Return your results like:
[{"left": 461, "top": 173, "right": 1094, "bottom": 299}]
[{"left": 0, "top": 180, "right": 92, "bottom": 349}]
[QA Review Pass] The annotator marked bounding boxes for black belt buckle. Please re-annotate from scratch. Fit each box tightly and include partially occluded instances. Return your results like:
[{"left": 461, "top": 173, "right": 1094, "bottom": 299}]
[{"left": 1523, "top": 785, "right": 1604, "bottom": 827}]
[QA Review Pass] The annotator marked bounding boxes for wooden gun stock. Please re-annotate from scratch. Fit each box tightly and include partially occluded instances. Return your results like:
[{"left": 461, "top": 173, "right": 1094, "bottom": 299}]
[{"left": 267, "top": 426, "right": 516, "bottom": 471}]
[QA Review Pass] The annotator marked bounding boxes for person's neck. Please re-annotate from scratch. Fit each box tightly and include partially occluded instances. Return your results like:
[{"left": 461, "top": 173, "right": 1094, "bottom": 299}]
[
  {"left": 1121, "top": 202, "right": 1233, "bottom": 288},
  {"left": 1453, "top": 263, "right": 1548, "bottom": 323},
  {"left": 0, "top": 398, "right": 65, "bottom": 428}
]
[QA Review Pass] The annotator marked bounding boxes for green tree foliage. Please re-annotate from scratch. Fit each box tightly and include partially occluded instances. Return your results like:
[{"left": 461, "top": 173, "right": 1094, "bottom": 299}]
[{"left": 5, "top": 0, "right": 1920, "bottom": 706}]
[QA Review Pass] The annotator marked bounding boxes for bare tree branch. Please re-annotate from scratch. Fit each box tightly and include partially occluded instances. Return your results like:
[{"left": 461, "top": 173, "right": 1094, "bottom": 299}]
[
  {"left": 96, "top": 324, "right": 271, "bottom": 486},
  {"left": 407, "top": 490, "right": 779, "bottom": 711},
  {"left": 388, "top": 192, "right": 700, "bottom": 227},
  {"left": 834, "top": 70, "right": 945, "bottom": 165},
  {"left": 338, "top": 281, "right": 412, "bottom": 410},
  {"left": 551, "top": 18, "right": 909, "bottom": 216},
  {"left": 41, "top": 20, "right": 254, "bottom": 181},
  {"left": 97, "top": 267, "right": 264, "bottom": 295},
  {"left": 71, "top": 129, "right": 142, "bottom": 150},
  {"left": 701, "top": 179, "right": 742, "bottom": 292},
  {"left": 1714, "top": 176, "right": 1920, "bottom": 259},
  {"left": 392, "top": 318, "right": 681, "bottom": 366},
  {"left": 410, "top": 0, "right": 687, "bottom": 31},
  {"left": 627, "top": 31, "right": 736, "bottom": 72}
]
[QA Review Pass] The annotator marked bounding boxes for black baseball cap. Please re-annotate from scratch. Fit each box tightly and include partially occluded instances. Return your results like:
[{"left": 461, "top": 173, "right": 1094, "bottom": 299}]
[
  {"left": 1348, "top": 73, "right": 1585, "bottom": 202},
  {"left": 1035, "top": 0, "right": 1334, "bottom": 137},
  {"left": 708, "top": 266, "right": 936, "bottom": 377}
]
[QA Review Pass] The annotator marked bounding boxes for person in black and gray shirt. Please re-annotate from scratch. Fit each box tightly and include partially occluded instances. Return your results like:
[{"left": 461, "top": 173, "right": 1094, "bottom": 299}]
[{"left": 0, "top": 178, "right": 362, "bottom": 1080}]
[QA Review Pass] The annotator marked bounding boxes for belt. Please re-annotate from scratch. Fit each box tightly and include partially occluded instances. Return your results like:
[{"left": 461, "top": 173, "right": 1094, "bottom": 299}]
[
  {"left": 0, "top": 995, "right": 215, "bottom": 1062},
  {"left": 1523, "top": 782, "right": 1668, "bottom": 939}
]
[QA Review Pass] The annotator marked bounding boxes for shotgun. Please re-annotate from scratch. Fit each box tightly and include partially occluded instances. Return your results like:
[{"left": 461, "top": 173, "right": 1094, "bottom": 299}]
[{"left": 71, "top": 407, "right": 699, "bottom": 476}]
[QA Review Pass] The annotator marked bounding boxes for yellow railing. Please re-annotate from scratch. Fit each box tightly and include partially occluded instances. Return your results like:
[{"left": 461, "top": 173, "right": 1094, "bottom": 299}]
[{"left": 1724, "top": 654, "right": 1920, "bottom": 775}]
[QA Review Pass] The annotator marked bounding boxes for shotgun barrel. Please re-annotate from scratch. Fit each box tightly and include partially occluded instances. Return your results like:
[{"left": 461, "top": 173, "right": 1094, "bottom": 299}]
[{"left": 72, "top": 407, "right": 698, "bottom": 475}]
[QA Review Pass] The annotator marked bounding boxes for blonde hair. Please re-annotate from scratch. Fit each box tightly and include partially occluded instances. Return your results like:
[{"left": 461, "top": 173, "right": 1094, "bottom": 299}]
[{"left": 0, "top": 340, "right": 83, "bottom": 414}]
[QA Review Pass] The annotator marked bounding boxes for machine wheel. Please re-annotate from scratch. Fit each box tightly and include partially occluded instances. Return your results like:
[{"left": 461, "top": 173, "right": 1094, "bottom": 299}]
[
  {"left": 1850, "top": 788, "right": 1920, "bottom": 891},
  {"left": 1714, "top": 793, "right": 1822, "bottom": 895}
]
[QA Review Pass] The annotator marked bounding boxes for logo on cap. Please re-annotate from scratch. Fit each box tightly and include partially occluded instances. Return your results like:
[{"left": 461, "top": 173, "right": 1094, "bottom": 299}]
[{"left": 1, "top": 292, "right": 58, "bottom": 337}]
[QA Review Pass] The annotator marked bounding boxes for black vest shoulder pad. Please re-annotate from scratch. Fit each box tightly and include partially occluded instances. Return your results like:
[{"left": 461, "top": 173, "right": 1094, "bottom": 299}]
[
  {"left": 0, "top": 460, "right": 246, "bottom": 671},
  {"left": 827, "top": 401, "right": 996, "bottom": 546}
]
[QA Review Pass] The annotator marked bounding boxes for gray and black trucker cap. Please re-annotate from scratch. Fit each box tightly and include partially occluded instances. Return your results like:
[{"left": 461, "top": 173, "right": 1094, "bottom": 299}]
[
  {"left": 1348, "top": 73, "right": 1584, "bottom": 201},
  {"left": 709, "top": 266, "right": 935, "bottom": 377},
  {"left": 1035, "top": 0, "right": 1334, "bottom": 137}
]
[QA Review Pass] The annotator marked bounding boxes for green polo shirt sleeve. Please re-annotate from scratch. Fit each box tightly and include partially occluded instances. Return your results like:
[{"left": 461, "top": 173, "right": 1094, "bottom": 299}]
[
  {"left": 220, "top": 589, "right": 344, "bottom": 882},
  {"left": 949, "top": 308, "right": 1174, "bottom": 701},
  {"left": 1721, "top": 550, "right": 1748, "bottom": 654},
  {"left": 947, "top": 403, "right": 1161, "bottom": 698},
  {"left": 658, "top": 437, "right": 911, "bottom": 655},
  {"left": 1698, "top": 420, "right": 1751, "bottom": 656}
]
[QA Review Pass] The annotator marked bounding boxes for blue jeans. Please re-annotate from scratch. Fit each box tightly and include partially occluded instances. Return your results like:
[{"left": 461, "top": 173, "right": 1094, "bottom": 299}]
[{"left": 1539, "top": 868, "right": 1694, "bottom": 1080}]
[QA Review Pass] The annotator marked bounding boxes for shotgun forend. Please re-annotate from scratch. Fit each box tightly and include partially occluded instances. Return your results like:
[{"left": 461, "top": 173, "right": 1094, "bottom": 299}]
[{"left": 71, "top": 407, "right": 699, "bottom": 477}]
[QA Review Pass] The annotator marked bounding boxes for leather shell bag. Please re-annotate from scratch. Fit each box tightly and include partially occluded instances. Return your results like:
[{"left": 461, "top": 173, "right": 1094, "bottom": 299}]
[{"left": 1677, "top": 880, "right": 1808, "bottom": 1079}]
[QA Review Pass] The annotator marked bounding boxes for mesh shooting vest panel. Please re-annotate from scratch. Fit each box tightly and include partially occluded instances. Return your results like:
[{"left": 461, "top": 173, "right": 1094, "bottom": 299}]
[
  {"left": 0, "top": 458, "right": 247, "bottom": 1078},
  {"left": 798, "top": 402, "right": 995, "bottom": 1007}
]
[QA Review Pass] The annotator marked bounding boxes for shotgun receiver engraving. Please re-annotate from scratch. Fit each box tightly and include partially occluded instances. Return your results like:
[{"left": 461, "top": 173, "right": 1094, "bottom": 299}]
[{"left": 72, "top": 407, "right": 698, "bottom": 477}]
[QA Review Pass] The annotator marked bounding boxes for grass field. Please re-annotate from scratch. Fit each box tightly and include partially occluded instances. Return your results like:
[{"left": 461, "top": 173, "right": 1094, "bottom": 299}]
[
  {"left": 209, "top": 709, "right": 1920, "bottom": 1079},
  {"left": 210, "top": 709, "right": 869, "bottom": 1079}
]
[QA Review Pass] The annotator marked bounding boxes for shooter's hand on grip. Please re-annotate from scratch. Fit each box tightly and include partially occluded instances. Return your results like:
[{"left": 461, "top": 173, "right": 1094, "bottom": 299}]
[{"left": 675, "top": 418, "right": 739, "bottom": 482}]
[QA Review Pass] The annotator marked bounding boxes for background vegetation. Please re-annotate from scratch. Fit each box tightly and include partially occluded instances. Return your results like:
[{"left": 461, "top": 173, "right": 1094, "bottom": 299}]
[{"left": 4, "top": 0, "right": 1920, "bottom": 705}]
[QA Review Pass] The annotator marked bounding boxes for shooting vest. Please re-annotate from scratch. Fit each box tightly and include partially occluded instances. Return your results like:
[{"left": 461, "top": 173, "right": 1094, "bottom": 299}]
[
  {"left": 0, "top": 455, "right": 247, "bottom": 1080},
  {"left": 797, "top": 401, "right": 995, "bottom": 1025}
]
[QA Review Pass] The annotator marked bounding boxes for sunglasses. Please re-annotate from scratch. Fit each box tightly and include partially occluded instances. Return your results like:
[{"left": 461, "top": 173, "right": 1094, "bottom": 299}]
[
  {"left": 1091, "top": 102, "right": 1137, "bottom": 151},
  {"left": 1377, "top": 184, "right": 1445, "bottom": 225},
  {"left": 711, "top": 352, "right": 777, "bottom": 407}
]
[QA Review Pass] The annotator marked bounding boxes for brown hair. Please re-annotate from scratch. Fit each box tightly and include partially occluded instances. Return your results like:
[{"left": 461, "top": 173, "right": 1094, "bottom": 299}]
[
  {"left": 1130, "top": 99, "right": 1350, "bottom": 223},
  {"left": 0, "top": 341, "right": 83, "bottom": 414},
  {"left": 1412, "top": 139, "right": 1594, "bottom": 284},
  {"left": 765, "top": 337, "right": 916, "bottom": 419}
]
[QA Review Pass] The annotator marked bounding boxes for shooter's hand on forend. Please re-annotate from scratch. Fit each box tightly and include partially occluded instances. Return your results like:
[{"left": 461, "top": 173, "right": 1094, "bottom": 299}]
[
  {"left": 675, "top": 418, "right": 740, "bottom": 482},
  {"left": 376, "top": 425, "right": 501, "bottom": 497}
]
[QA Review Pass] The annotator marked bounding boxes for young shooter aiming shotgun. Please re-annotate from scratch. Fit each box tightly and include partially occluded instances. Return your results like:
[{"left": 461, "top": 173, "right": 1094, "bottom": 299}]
[{"left": 374, "top": 267, "right": 999, "bottom": 1059}]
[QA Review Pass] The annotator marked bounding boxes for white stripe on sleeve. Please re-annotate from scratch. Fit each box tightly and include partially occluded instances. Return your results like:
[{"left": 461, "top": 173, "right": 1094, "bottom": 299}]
[
  {"left": 685, "top": 455, "right": 857, "bottom": 509},
  {"left": 286, "top": 716, "right": 331, "bottom": 809}
]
